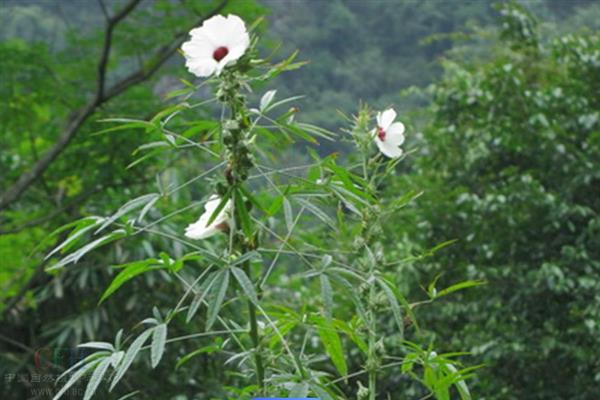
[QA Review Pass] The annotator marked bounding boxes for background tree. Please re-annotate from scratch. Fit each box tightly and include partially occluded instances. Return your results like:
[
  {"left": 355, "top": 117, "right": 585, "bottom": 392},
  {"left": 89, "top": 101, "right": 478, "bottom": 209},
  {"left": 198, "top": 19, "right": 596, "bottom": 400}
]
[{"left": 399, "top": 3, "right": 600, "bottom": 399}]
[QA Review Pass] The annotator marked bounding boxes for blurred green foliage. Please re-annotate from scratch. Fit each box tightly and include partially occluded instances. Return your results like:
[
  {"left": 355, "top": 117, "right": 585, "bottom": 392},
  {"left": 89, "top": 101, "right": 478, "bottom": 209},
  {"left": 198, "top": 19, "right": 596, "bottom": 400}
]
[{"left": 399, "top": 3, "right": 600, "bottom": 399}]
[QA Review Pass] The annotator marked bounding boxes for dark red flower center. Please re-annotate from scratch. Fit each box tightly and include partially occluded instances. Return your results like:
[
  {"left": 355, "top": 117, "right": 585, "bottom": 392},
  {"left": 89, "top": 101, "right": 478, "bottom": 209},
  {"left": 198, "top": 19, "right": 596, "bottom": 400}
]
[
  {"left": 377, "top": 127, "right": 386, "bottom": 141},
  {"left": 212, "top": 46, "right": 229, "bottom": 62}
]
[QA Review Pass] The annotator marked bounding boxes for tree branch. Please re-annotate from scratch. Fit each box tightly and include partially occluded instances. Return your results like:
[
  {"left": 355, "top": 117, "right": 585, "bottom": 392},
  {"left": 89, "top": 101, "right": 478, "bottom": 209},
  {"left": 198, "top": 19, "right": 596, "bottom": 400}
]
[
  {"left": 97, "top": 0, "right": 143, "bottom": 101},
  {"left": 0, "top": 0, "right": 228, "bottom": 212}
]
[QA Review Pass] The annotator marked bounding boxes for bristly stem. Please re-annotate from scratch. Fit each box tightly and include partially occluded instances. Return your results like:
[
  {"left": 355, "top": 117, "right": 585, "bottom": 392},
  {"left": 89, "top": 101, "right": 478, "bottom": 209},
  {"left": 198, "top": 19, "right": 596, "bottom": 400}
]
[{"left": 220, "top": 71, "right": 265, "bottom": 393}]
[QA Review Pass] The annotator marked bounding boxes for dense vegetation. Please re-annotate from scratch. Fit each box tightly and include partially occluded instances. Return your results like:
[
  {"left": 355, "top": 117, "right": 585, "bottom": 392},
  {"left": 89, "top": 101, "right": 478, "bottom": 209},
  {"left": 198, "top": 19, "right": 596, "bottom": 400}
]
[
  {"left": 1, "top": 0, "right": 599, "bottom": 399},
  {"left": 404, "top": 6, "right": 600, "bottom": 398}
]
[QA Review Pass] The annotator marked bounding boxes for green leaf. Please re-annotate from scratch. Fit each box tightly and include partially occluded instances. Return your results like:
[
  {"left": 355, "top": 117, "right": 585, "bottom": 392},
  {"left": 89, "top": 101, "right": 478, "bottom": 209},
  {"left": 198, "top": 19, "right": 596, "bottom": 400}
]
[
  {"left": 296, "top": 122, "right": 336, "bottom": 141},
  {"left": 47, "top": 229, "right": 128, "bottom": 271},
  {"left": 377, "top": 278, "right": 405, "bottom": 337},
  {"left": 289, "top": 381, "right": 309, "bottom": 397},
  {"left": 333, "top": 319, "right": 368, "bottom": 355},
  {"left": 151, "top": 324, "right": 167, "bottom": 368},
  {"left": 55, "top": 352, "right": 110, "bottom": 384},
  {"left": 92, "top": 119, "right": 157, "bottom": 136},
  {"left": 206, "top": 269, "right": 230, "bottom": 330},
  {"left": 95, "top": 193, "right": 160, "bottom": 233},
  {"left": 234, "top": 189, "right": 253, "bottom": 238},
  {"left": 116, "top": 392, "right": 140, "bottom": 400},
  {"left": 206, "top": 191, "right": 231, "bottom": 226},
  {"left": 281, "top": 123, "right": 318, "bottom": 144},
  {"left": 320, "top": 274, "right": 333, "bottom": 320},
  {"left": 316, "top": 317, "right": 347, "bottom": 376},
  {"left": 78, "top": 342, "right": 115, "bottom": 351},
  {"left": 175, "top": 343, "right": 221, "bottom": 370},
  {"left": 231, "top": 266, "right": 258, "bottom": 304},
  {"left": 53, "top": 359, "right": 100, "bottom": 400},
  {"left": 99, "top": 259, "right": 164, "bottom": 304},
  {"left": 435, "top": 280, "right": 487, "bottom": 299},
  {"left": 230, "top": 251, "right": 261, "bottom": 267},
  {"left": 110, "top": 328, "right": 153, "bottom": 391},
  {"left": 309, "top": 382, "right": 336, "bottom": 400},
  {"left": 283, "top": 197, "right": 294, "bottom": 232},
  {"left": 83, "top": 357, "right": 111, "bottom": 400},
  {"left": 45, "top": 216, "right": 104, "bottom": 259},
  {"left": 260, "top": 89, "right": 277, "bottom": 112},
  {"left": 186, "top": 271, "right": 219, "bottom": 323}
]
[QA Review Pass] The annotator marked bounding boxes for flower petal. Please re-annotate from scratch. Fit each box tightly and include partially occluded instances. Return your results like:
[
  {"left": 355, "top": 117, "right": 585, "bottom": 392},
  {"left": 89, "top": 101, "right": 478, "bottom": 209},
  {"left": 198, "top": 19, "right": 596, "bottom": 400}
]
[
  {"left": 182, "top": 37, "right": 214, "bottom": 61},
  {"left": 183, "top": 14, "right": 249, "bottom": 77},
  {"left": 385, "top": 122, "right": 405, "bottom": 146},
  {"left": 377, "top": 108, "right": 397, "bottom": 130},
  {"left": 375, "top": 137, "right": 403, "bottom": 158},
  {"left": 186, "top": 58, "right": 217, "bottom": 77},
  {"left": 185, "top": 224, "right": 219, "bottom": 240}
]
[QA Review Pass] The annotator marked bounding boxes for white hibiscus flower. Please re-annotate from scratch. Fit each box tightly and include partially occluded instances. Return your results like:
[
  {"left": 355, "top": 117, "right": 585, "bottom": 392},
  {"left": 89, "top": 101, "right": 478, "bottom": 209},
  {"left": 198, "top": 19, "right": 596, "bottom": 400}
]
[
  {"left": 181, "top": 14, "right": 250, "bottom": 77},
  {"left": 373, "top": 108, "right": 406, "bottom": 158},
  {"left": 185, "top": 195, "right": 232, "bottom": 240}
]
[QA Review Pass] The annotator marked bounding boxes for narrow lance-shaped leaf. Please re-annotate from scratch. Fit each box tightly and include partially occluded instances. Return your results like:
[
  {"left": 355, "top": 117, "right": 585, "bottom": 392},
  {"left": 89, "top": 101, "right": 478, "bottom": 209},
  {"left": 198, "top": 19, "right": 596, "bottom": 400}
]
[
  {"left": 231, "top": 266, "right": 258, "bottom": 304},
  {"left": 315, "top": 317, "right": 348, "bottom": 376},
  {"left": 53, "top": 359, "right": 101, "bottom": 400},
  {"left": 110, "top": 328, "right": 153, "bottom": 391},
  {"left": 45, "top": 216, "right": 105, "bottom": 259},
  {"left": 377, "top": 277, "right": 405, "bottom": 337},
  {"left": 95, "top": 193, "right": 160, "bottom": 233},
  {"left": 320, "top": 274, "right": 333, "bottom": 320},
  {"left": 83, "top": 357, "right": 112, "bottom": 400},
  {"left": 99, "top": 259, "right": 164, "bottom": 304},
  {"left": 47, "top": 229, "right": 128, "bottom": 272},
  {"left": 206, "top": 269, "right": 230, "bottom": 330},
  {"left": 186, "top": 271, "right": 219, "bottom": 323},
  {"left": 151, "top": 324, "right": 167, "bottom": 368},
  {"left": 234, "top": 189, "right": 253, "bottom": 238}
]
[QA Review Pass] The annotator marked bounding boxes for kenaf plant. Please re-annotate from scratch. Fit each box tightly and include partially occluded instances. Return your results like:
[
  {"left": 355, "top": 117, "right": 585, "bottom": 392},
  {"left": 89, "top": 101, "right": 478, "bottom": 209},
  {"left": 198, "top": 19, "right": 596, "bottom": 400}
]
[{"left": 46, "top": 13, "right": 479, "bottom": 400}]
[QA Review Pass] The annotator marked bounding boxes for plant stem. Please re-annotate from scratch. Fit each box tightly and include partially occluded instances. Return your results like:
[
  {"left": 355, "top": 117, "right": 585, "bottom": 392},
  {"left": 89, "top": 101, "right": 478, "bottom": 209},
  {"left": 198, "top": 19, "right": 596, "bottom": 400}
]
[
  {"left": 367, "top": 269, "right": 377, "bottom": 400},
  {"left": 222, "top": 73, "right": 265, "bottom": 393},
  {"left": 245, "top": 262, "right": 265, "bottom": 392}
]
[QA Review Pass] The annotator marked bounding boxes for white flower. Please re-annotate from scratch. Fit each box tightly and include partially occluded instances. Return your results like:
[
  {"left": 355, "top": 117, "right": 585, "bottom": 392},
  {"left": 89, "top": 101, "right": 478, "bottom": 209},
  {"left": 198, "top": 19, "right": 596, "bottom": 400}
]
[
  {"left": 184, "top": 195, "right": 232, "bottom": 240},
  {"left": 181, "top": 14, "right": 250, "bottom": 77},
  {"left": 373, "top": 108, "right": 405, "bottom": 158}
]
